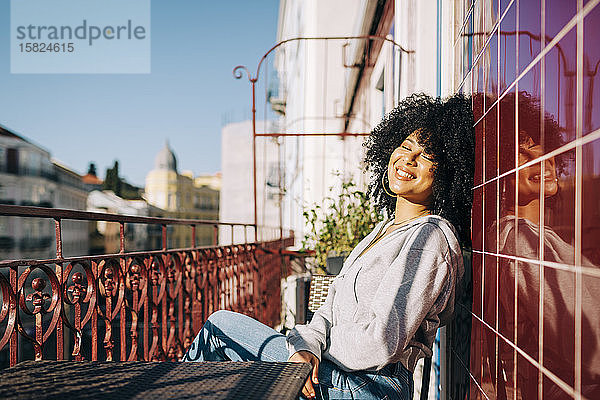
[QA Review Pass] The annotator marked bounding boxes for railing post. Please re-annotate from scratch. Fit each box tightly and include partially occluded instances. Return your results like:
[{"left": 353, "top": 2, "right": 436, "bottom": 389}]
[
  {"left": 161, "top": 224, "right": 167, "bottom": 250},
  {"left": 177, "top": 254, "right": 184, "bottom": 360},
  {"left": 119, "top": 222, "right": 125, "bottom": 254},
  {"left": 251, "top": 79, "right": 258, "bottom": 242},
  {"left": 143, "top": 257, "right": 150, "bottom": 361},
  {"left": 119, "top": 222, "right": 126, "bottom": 361},
  {"left": 71, "top": 271, "right": 83, "bottom": 361},
  {"left": 54, "top": 219, "right": 64, "bottom": 360},
  {"left": 9, "top": 266, "right": 17, "bottom": 366},
  {"left": 91, "top": 260, "right": 98, "bottom": 361},
  {"left": 54, "top": 219, "right": 63, "bottom": 259}
]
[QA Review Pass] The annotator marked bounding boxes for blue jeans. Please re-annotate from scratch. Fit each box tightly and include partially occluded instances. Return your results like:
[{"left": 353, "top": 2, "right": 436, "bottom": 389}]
[{"left": 182, "top": 310, "right": 413, "bottom": 400}]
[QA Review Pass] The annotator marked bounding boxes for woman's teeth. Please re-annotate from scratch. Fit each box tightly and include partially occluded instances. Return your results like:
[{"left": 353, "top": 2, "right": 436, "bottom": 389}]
[{"left": 395, "top": 168, "right": 415, "bottom": 179}]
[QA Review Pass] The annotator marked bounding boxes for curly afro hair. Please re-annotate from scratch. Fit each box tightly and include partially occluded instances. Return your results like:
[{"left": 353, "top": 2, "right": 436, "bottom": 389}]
[
  {"left": 494, "top": 91, "right": 567, "bottom": 176},
  {"left": 363, "top": 93, "right": 475, "bottom": 248}
]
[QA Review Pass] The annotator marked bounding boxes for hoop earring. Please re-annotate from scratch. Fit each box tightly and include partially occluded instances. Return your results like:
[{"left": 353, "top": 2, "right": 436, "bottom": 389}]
[{"left": 382, "top": 174, "right": 397, "bottom": 198}]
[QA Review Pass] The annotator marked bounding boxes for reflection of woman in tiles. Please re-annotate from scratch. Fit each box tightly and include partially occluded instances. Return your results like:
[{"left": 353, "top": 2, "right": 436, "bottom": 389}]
[{"left": 484, "top": 92, "right": 599, "bottom": 399}]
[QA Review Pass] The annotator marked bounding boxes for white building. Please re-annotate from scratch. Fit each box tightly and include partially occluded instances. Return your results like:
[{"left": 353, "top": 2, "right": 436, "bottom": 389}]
[
  {"left": 87, "top": 190, "right": 155, "bottom": 253},
  {"left": 267, "top": 0, "right": 448, "bottom": 245},
  {"left": 0, "top": 125, "right": 88, "bottom": 259},
  {"left": 53, "top": 160, "right": 89, "bottom": 257},
  {"left": 267, "top": 0, "right": 453, "bottom": 397},
  {"left": 219, "top": 120, "right": 280, "bottom": 244},
  {"left": 272, "top": 0, "right": 367, "bottom": 244}
]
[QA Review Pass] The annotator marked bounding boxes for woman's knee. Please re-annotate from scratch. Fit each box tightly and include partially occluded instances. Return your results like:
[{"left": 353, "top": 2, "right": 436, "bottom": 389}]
[
  {"left": 206, "top": 310, "right": 239, "bottom": 332},
  {"left": 208, "top": 309, "right": 235, "bottom": 322}
]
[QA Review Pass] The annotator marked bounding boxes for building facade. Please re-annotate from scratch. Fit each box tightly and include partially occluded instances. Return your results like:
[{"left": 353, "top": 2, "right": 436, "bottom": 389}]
[
  {"left": 52, "top": 160, "right": 89, "bottom": 257},
  {"left": 264, "top": 0, "right": 600, "bottom": 398},
  {"left": 270, "top": 0, "right": 450, "bottom": 244},
  {"left": 87, "top": 190, "right": 159, "bottom": 254},
  {"left": 0, "top": 125, "right": 88, "bottom": 259},
  {"left": 219, "top": 120, "right": 280, "bottom": 244},
  {"left": 144, "top": 142, "right": 220, "bottom": 247}
]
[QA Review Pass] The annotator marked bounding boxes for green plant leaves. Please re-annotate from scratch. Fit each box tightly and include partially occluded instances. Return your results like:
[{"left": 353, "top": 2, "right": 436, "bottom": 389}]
[{"left": 302, "top": 176, "right": 383, "bottom": 270}]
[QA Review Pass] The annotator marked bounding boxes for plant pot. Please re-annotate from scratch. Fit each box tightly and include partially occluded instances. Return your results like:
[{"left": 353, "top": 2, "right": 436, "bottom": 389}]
[{"left": 325, "top": 252, "right": 348, "bottom": 275}]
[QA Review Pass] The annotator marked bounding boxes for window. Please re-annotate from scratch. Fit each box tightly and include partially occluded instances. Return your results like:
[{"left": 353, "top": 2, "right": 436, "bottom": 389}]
[{"left": 6, "top": 148, "right": 18, "bottom": 174}]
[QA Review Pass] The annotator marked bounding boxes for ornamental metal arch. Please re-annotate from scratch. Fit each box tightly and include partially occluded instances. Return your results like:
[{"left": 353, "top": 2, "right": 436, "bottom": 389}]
[{"left": 232, "top": 35, "right": 414, "bottom": 239}]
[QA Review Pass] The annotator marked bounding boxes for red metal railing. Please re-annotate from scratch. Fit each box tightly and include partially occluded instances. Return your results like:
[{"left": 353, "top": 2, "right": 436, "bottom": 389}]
[{"left": 0, "top": 205, "right": 293, "bottom": 367}]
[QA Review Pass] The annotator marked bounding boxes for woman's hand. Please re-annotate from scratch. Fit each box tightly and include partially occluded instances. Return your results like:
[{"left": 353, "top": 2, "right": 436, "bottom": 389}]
[{"left": 288, "top": 351, "right": 320, "bottom": 399}]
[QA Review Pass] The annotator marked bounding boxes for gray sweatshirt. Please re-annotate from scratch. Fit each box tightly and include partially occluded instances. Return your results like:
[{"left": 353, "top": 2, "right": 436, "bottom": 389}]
[{"left": 286, "top": 215, "right": 463, "bottom": 372}]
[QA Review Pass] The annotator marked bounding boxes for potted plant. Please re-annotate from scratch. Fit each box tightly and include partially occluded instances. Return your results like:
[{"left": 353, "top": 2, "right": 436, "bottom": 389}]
[{"left": 302, "top": 177, "right": 383, "bottom": 275}]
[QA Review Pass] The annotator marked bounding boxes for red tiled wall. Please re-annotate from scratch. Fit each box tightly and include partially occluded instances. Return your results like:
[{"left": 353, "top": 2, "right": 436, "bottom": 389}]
[{"left": 454, "top": 1, "right": 600, "bottom": 399}]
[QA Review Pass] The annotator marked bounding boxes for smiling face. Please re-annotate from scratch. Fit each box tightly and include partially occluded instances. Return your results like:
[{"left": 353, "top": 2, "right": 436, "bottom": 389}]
[
  {"left": 517, "top": 134, "right": 558, "bottom": 205},
  {"left": 387, "top": 131, "right": 436, "bottom": 205}
]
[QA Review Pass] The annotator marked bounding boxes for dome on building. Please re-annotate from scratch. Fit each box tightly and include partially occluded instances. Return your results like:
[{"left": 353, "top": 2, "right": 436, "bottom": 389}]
[{"left": 154, "top": 141, "right": 178, "bottom": 172}]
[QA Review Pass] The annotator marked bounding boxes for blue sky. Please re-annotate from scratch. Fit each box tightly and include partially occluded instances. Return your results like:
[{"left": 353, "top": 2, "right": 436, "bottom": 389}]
[{"left": 0, "top": 0, "right": 279, "bottom": 186}]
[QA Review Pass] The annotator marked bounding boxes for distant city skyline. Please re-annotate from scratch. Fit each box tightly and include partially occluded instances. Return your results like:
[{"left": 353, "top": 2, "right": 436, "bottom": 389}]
[{"left": 0, "top": 1, "right": 279, "bottom": 187}]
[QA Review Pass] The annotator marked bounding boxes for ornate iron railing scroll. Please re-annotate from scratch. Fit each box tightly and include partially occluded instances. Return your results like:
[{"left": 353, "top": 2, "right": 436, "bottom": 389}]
[{"left": 0, "top": 205, "right": 293, "bottom": 367}]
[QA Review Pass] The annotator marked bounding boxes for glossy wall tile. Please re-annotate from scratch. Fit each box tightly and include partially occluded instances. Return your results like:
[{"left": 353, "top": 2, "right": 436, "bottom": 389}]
[
  {"left": 516, "top": 352, "right": 539, "bottom": 400},
  {"left": 581, "top": 272, "right": 600, "bottom": 396},
  {"left": 582, "top": 139, "right": 600, "bottom": 264},
  {"left": 544, "top": 29, "right": 577, "bottom": 149},
  {"left": 545, "top": 0, "right": 577, "bottom": 39},
  {"left": 462, "top": 1, "right": 600, "bottom": 399},
  {"left": 583, "top": 6, "right": 600, "bottom": 136},
  {"left": 517, "top": 0, "right": 542, "bottom": 73},
  {"left": 545, "top": 148, "right": 576, "bottom": 266},
  {"left": 542, "top": 266, "right": 576, "bottom": 388},
  {"left": 515, "top": 260, "right": 540, "bottom": 361},
  {"left": 499, "top": 3, "right": 517, "bottom": 95}
]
